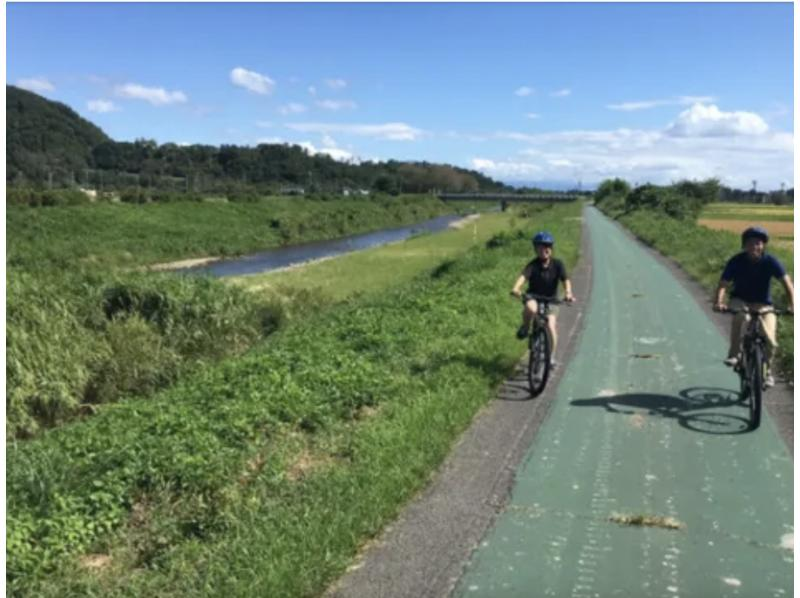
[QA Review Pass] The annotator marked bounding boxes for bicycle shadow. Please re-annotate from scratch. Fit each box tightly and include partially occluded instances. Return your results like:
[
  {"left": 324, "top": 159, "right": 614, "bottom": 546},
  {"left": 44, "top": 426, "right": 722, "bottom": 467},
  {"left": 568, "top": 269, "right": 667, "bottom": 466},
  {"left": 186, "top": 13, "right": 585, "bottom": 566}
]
[{"left": 569, "top": 387, "right": 751, "bottom": 435}]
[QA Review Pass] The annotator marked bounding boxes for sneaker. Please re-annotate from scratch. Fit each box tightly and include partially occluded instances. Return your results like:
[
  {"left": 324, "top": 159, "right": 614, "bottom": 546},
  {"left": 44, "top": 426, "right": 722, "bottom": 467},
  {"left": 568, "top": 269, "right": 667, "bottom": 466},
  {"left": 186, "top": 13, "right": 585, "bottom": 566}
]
[
  {"left": 516, "top": 325, "right": 529, "bottom": 340},
  {"left": 723, "top": 356, "right": 739, "bottom": 367},
  {"left": 764, "top": 373, "right": 775, "bottom": 388},
  {"left": 550, "top": 359, "right": 558, "bottom": 370}
]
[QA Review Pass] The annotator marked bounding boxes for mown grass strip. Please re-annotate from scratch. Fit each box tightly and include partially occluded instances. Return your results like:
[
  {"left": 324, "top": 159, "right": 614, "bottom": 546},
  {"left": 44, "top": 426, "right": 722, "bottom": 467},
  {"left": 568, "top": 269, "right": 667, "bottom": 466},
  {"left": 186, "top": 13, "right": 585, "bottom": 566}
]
[
  {"left": 231, "top": 212, "right": 527, "bottom": 303},
  {"left": 7, "top": 201, "right": 583, "bottom": 597}
]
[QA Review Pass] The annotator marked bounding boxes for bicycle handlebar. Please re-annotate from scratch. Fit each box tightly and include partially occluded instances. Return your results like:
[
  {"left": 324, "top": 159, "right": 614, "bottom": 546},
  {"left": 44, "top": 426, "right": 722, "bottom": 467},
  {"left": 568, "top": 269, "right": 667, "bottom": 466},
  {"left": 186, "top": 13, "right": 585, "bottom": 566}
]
[
  {"left": 510, "top": 292, "right": 571, "bottom": 305},
  {"left": 716, "top": 306, "right": 793, "bottom": 316}
]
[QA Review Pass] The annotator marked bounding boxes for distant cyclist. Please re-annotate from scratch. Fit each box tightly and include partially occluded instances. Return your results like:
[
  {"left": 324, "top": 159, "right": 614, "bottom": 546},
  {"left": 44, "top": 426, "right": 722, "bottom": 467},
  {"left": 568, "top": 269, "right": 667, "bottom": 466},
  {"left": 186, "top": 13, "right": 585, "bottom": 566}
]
[
  {"left": 511, "top": 231, "right": 576, "bottom": 366},
  {"left": 713, "top": 226, "right": 794, "bottom": 387}
]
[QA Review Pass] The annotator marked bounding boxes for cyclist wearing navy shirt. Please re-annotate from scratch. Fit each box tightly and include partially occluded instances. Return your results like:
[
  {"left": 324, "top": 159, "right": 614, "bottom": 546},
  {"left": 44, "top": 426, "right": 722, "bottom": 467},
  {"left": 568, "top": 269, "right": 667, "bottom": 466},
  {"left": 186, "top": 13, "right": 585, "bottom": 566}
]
[
  {"left": 511, "top": 231, "right": 576, "bottom": 366},
  {"left": 713, "top": 226, "right": 794, "bottom": 387}
]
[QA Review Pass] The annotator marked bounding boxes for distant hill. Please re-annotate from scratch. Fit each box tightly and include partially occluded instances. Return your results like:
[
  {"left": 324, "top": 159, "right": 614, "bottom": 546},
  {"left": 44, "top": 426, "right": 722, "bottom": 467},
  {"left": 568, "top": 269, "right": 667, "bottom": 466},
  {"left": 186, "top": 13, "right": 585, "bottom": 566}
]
[
  {"left": 7, "top": 85, "right": 111, "bottom": 184},
  {"left": 6, "top": 85, "right": 509, "bottom": 194}
]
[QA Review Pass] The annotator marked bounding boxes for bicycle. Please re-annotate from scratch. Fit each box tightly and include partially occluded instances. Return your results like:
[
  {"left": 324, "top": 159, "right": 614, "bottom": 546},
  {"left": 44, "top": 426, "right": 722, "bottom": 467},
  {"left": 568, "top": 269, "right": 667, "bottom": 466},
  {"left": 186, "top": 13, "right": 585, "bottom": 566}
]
[
  {"left": 718, "top": 305, "right": 791, "bottom": 430},
  {"left": 513, "top": 293, "right": 566, "bottom": 397}
]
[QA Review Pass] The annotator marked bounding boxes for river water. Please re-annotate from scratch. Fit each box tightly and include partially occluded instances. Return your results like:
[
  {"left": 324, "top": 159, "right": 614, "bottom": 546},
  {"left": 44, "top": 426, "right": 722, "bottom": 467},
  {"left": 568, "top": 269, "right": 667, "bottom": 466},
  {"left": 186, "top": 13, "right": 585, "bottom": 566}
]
[{"left": 176, "top": 213, "right": 469, "bottom": 278}]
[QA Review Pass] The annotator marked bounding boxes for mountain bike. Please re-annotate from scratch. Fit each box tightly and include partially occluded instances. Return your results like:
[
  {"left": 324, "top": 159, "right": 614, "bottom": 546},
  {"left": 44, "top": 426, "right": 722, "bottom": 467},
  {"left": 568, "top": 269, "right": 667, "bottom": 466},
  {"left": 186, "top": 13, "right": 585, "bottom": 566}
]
[
  {"left": 720, "top": 305, "right": 791, "bottom": 430},
  {"left": 515, "top": 293, "right": 565, "bottom": 398}
]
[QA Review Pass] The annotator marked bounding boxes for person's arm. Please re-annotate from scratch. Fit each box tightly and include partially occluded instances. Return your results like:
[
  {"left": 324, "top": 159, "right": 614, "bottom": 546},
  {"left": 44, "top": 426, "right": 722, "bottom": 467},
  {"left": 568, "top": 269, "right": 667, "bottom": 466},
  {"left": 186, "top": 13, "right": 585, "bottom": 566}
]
[
  {"left": 714, "top": 279, "right": 731, "bottom": 311},
  {"left": 781, "top": 275, "right": 794, "bottom": 312},
  {"left": 715, "top": 256, "right": 736, "bottom": 311},
  {"left": 511, "top": 274, "right": 527, "bottom": 297},
  {"left": 558, "top": 261, "right": 575, "bottom": 302},
  {"left": 563, "top": 278, "right": 575, "bottom": 302}
]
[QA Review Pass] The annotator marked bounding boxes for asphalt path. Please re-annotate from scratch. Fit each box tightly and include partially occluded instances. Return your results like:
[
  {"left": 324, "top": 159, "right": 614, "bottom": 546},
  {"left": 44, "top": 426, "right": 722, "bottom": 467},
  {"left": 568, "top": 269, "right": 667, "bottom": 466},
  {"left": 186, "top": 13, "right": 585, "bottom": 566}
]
[{"left": 325, "top": 206, "right": 793, "bottom": 598}]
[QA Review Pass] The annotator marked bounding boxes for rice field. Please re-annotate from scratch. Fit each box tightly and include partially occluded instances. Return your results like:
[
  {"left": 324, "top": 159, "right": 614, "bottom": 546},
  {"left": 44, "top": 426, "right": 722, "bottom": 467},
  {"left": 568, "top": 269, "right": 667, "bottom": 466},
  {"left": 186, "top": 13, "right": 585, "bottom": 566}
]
[{"left": 699, "top": 202, "right": 794, "bottom": 250}]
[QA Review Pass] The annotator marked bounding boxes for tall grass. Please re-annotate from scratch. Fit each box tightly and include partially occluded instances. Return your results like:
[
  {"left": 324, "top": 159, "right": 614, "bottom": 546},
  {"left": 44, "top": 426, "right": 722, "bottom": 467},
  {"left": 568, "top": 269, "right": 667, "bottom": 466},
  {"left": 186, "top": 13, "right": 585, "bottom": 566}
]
[
  {"left": 7, "top": 268, "right": 280, "bottom": 437},
  {"left": 6, "top": 202, "right": 583, "bottom": 597}
]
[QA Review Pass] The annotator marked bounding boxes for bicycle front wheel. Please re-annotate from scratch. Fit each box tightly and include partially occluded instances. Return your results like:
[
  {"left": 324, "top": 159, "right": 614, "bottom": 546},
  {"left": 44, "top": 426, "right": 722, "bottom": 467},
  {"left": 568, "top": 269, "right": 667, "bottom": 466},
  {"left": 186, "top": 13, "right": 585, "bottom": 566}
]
[
  {"left": 748, "top": 345, "right": 764, "bottom": 430},
  {"left": 528, "top": 326, "right": 551, "bottom": 397}
]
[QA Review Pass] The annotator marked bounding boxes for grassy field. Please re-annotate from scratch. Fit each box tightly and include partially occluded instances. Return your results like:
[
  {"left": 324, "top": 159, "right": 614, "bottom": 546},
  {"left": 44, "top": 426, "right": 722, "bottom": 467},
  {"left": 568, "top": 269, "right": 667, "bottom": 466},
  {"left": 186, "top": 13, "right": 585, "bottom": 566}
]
[
  {"left": 7, "top": 201, "right": 584, "bottom": 597},
  {"left": 698, "top": 202, "right": 794, "bottom": 251}
]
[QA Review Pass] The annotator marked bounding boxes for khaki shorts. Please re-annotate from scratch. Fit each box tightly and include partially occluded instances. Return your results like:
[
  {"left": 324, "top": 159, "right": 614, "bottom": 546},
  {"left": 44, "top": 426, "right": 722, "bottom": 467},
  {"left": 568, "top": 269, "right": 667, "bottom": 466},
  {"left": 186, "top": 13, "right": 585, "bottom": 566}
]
[{"left": 524, "top": 294, "right": 560, "bottom": 316}]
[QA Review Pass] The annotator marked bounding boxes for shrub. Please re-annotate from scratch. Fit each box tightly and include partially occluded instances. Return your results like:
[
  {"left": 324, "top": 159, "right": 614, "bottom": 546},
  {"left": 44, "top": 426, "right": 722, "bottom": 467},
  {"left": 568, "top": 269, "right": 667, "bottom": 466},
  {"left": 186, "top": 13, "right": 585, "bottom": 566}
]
[{"left": 594, "top": 178, "right": 631, "bottom": 203}]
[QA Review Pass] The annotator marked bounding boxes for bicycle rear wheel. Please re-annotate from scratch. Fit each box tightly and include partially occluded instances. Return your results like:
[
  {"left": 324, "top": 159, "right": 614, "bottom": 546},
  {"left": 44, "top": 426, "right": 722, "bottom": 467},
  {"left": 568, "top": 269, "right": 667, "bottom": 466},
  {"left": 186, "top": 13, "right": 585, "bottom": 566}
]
[
  {"left": 748, "top": 345, "right": 764, "bottom": 430},
  {"left": 528, "top": 326, "right": 551, "bottom": 397}
]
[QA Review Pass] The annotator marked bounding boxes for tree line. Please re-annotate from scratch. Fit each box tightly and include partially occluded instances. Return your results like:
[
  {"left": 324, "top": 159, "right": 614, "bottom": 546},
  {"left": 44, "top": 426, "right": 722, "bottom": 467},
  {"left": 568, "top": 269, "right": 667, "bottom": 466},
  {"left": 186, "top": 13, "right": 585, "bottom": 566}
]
[{"left": 6, "top": 85, "right": 508, "bottom": 196}]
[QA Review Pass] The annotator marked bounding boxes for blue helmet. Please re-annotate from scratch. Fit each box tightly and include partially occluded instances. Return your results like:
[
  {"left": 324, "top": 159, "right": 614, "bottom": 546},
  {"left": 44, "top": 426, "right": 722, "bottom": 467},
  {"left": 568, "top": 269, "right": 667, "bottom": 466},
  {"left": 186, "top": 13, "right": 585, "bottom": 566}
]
[
  {"left": 741, "top": 226, "right": 769, "bottom": 246},
  {"left": 532, "top": 231, "right": 555, "bottom": 247}
]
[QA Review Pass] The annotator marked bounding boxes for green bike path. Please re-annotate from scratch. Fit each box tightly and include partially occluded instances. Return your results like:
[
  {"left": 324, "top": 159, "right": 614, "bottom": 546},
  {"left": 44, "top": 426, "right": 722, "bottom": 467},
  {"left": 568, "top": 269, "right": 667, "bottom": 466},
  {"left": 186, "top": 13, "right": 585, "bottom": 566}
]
[{"left": 454, "top": 207, "right": 793, "bottom": 598}]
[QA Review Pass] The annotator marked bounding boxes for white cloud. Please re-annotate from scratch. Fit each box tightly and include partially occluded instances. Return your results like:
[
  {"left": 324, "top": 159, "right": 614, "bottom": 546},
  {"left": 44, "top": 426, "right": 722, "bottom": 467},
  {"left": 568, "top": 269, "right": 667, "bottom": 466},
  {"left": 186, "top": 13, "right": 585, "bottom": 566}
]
[
  {"left": 115, "top": 83, "right": 187, "bottom": 105},
  {"left": 257, "top": 136, "right": 284, "bottom": 144},
  {"left": 515, "top": 86, "right": 534, "bottom": 97},
  {"left": 666, "top": 103, "right": 768, "bottom": 137},
  {"left": 256, "top": 121, "right": 275, "bottom": 128},
  {"left": 278, "top": 103, "right": 307, "bottom": 115},
  {"left": 525, "top": 113, "right": 541, "bottom": 119},
  {"left": 321, "top": 134, "right": 337, "bottom": 148},
  {"left": 308, "top": 85, "right": 317, "bottom": 96},
  {"left": 298, "top": 140, "right": 358, "bottom": 163},
  {"left": 17, "top": 77, "right": 54, "bottom": 93},
  {"left": 550, "top": 88, "right": 572, "bottom": 97},
  {"left": 230, "top": 67, "right": 275, "bottom": 95},
  {"left": 678, "top": 95, "right": 716, "bottom": 105},
  {"left": 475, "top": 105, "right": 790, "bottom": 188},
  {"left": 608, "top": 95, "right": 716, "bottom": 111},
  {"left": 325, "top": 78, "right": 347, "bottom": 90},
  {"left": 286, "top": 122, "right": 422, "bottom": 141},
  {"left": 87, "top": 99, "right": 119, "bottom": 113},
  {"left": 316, "top": 99, "right": 358, "bottom": 111}
]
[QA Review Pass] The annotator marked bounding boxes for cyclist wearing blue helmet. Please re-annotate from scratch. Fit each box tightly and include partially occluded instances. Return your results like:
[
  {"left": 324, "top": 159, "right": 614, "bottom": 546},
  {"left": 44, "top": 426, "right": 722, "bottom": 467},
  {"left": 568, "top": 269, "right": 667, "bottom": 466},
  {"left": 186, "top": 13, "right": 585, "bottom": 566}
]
[
  {"left": 511, "top": 230, "right": 576, "bottom": 364},
  {"left": 713, "top": 225, "right": 794, "bottom": 387}
]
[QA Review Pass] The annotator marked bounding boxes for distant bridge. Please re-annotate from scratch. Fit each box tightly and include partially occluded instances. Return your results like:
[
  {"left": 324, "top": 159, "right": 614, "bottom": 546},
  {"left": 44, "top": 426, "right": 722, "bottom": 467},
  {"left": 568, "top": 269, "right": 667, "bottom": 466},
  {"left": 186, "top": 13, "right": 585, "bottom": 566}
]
[{"left": 438, "top": 193, "right": 582, "bottom": 203}]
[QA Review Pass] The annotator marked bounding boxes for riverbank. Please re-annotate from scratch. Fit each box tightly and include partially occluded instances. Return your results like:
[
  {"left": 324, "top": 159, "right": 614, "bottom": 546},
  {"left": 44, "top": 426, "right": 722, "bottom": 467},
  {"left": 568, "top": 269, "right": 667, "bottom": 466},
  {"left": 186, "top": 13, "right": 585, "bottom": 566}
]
[{"left": 7, "top": 194, "right": 456, "bottom": 272}]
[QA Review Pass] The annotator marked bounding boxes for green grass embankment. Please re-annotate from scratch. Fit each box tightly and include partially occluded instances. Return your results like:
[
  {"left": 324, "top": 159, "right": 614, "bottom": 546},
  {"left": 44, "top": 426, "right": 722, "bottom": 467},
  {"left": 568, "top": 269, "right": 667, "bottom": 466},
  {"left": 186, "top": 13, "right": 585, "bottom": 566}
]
[
  {"left": 7, "top": 194, "right": 455, "bottom": 271},
  {"left": 7, "top": 201, "right": 583, "bottom": 597},
  {"left": 598, "top": 205, "right": 793, "bottom": 377}
]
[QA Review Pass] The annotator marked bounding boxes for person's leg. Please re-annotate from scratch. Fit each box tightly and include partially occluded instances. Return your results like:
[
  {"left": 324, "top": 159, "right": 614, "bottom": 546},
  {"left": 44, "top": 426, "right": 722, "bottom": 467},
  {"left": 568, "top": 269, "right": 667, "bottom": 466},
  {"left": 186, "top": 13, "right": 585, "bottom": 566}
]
[
  {"left": 517, "top": 298, "right": 538, "bottom": 338},
  {"left": 726, "top": 298, "right": 746, "bottom": 363},
  {"left": 759, "top": 309, "right": 778, "bottom": 386},
  {"left": 759, "top": 311, "right": 778, "bottom": 362},
  {"left": 547, "top": 314, "right": 557, "bottom": 362}
]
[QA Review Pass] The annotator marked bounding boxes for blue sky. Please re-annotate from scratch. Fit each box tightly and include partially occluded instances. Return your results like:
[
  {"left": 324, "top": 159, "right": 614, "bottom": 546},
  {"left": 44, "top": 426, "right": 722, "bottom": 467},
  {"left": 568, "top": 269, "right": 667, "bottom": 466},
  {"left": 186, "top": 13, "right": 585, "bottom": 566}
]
[{"left": 7, "top": 2, "right": 794, "bottom": 189}]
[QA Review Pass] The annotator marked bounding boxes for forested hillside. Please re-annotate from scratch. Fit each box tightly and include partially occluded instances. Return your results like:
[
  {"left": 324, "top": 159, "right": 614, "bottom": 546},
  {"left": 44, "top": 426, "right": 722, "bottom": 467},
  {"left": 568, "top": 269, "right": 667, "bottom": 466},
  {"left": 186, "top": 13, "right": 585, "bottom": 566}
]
[{"left": 6, "top": 85, "right": 508, "bottom": 195}]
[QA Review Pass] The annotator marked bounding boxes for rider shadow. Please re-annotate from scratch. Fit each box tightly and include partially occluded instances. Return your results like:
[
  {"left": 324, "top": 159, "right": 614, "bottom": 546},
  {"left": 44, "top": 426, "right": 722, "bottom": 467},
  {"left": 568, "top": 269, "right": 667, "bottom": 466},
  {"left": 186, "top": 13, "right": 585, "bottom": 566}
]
[{"left": 569, "top": 387, "right": 751, "bottom": 435}]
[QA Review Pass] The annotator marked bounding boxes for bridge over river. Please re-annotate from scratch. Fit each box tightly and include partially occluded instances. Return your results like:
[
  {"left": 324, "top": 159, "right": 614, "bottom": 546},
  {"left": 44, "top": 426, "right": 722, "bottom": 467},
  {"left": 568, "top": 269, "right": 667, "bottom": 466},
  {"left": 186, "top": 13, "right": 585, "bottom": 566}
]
[{"left": 439, "top": 192, "right": 584, "bottom": 207}]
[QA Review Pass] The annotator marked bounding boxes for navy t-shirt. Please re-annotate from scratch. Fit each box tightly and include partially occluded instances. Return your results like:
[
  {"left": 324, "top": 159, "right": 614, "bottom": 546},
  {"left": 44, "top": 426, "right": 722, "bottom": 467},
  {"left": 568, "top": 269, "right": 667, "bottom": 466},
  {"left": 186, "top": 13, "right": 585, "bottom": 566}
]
[{"left": 721, "top": 252, "right": 786, "bottom": 304}]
